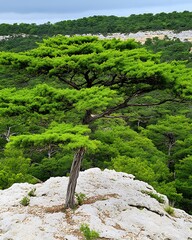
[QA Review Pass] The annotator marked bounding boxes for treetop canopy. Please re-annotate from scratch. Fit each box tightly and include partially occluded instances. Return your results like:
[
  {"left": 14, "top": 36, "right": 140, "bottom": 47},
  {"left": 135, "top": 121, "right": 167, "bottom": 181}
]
[{"left": 0, "top": 35, "right": 192, "bottom": 100}]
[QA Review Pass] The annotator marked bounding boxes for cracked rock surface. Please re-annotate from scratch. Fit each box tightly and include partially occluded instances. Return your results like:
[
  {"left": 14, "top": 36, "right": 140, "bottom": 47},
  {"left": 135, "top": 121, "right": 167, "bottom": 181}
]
[{"left": 0, "top": 168, "right": 191, "bottom": 240}]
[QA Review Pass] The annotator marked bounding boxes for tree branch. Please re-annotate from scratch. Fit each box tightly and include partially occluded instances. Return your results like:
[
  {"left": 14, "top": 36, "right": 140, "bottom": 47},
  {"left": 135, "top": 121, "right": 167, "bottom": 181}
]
[
  {"left": 89, "top": 98, "right": 181, "bottom": 123},
  {"left": 103, "top": 115, "right": 129, "bottom": 118},
  {"left": 57, "top": 76, "right": 80, "bottom": 90}
]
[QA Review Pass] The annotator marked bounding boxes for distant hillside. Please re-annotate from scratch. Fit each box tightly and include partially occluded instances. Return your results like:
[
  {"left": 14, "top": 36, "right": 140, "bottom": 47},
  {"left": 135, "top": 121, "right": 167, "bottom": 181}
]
[{"left": 0, "top": 11, "right": 192, "bottom": 36}]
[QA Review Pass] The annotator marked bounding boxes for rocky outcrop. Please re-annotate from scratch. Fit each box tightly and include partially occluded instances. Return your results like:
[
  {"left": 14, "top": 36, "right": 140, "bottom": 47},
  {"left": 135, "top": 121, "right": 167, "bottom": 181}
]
[
  {"left": 81, "top": 30, "right": 192, "bottom": 43},
  {"left": 1, "top": 30, "right": 192, "bottom": 44},
  {"left": 0, "top": 168, "right": 191, "bottom": 240}
]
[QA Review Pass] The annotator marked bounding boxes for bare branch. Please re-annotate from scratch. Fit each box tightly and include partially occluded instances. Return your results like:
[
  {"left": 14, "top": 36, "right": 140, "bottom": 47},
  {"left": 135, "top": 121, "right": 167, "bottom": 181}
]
[{"left": 0, "top": 127, "right": 16, "bottom": 142}]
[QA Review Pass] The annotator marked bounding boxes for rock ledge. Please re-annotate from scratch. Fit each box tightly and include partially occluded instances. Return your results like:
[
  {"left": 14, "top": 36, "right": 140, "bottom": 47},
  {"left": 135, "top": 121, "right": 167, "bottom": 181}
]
[{"left": 0, "top": 168, "right": 191, "bottom": 240}]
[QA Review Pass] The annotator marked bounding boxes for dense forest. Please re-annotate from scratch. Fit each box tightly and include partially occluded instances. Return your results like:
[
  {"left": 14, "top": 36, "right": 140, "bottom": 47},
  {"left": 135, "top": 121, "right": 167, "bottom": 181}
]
[
  {"left": 0, "top": 11, "right": 192, "bottom": 36},
  {"left": 0, "top": 12, "right": 192, "bottom": 211}
]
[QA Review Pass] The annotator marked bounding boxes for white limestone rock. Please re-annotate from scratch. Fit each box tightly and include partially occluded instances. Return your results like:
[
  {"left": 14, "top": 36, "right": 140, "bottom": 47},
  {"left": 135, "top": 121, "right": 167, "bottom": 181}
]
[{"left": 0, "top": 168, "right": 191, "bottom": 240}]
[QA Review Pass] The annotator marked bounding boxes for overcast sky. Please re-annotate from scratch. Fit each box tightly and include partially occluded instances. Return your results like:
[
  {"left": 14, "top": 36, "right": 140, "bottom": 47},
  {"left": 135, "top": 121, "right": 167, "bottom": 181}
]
[{"left": 0, "top": 0, "right": 192, "bottom": 24}]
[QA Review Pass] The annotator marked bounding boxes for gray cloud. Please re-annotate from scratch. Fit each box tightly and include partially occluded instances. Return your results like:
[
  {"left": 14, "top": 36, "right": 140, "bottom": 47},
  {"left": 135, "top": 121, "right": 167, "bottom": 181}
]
[{"left": 1, "top": 0, "right": 192, "bottom": 14}]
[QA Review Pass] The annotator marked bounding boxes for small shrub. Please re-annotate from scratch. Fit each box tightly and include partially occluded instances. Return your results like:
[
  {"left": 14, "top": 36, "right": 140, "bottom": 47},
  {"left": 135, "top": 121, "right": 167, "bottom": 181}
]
[
  {"left": 28, "top": 188, "right": 36, "bottom": 197},
  {"left": 80, "top": 224, "right": 100, "bottom": 240},
  {"left": 164, "top": 205, "right": 175, "bottom": 216},
  {"left": 75, "top": 192, "right": 87, "bottom": 205},
  {"left": 142, "top": 190, "right": 165, "bottom": 203},
  {"left": 20, "top": 196, "right": 30, "bottom": 206}
]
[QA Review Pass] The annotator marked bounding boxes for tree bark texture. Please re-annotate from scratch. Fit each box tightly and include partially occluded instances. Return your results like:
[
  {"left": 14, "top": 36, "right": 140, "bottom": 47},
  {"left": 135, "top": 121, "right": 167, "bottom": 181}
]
[{"left": 65, "top": 147, "right": 85, "bottom": 208}]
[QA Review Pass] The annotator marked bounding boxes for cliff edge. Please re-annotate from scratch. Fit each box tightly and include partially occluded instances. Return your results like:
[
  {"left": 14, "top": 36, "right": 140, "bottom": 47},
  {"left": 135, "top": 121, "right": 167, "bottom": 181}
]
[{"left": 0, "top": 168, "right": 191, "bottom": 240}]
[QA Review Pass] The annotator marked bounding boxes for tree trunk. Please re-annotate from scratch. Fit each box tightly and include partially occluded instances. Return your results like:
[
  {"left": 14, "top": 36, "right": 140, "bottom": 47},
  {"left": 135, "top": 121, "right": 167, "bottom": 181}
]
[{"left": 65, "top": 147, "right": 85, "bottom": 208}]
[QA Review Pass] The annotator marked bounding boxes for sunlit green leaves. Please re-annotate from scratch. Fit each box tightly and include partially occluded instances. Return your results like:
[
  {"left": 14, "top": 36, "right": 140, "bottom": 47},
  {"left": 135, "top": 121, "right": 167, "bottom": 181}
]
[
  {"left": 71, "top": 86, "right": 123, "bottom": 112},
  {"left": 7, "top": 122, "right": 100, "bottom": 151}
]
